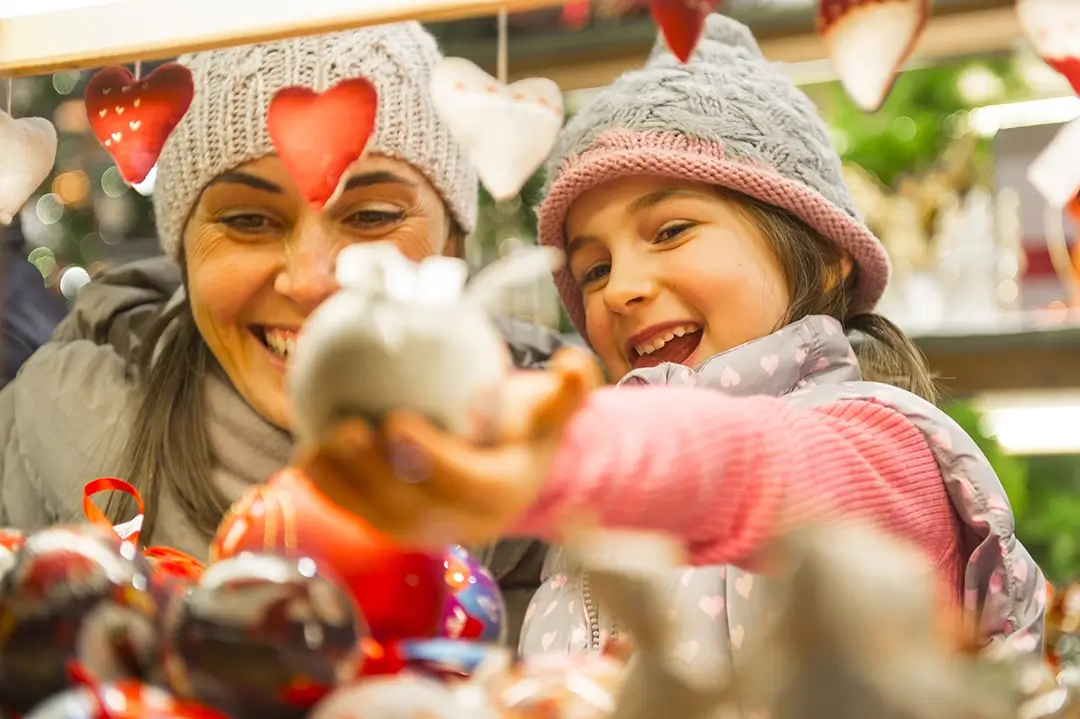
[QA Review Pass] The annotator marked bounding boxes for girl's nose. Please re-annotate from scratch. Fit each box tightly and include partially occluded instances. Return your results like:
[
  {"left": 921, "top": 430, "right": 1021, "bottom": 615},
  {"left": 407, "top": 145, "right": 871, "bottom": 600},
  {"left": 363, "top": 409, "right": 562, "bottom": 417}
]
[
  {"left": 602, "top": 260, "right": 657, "bottom": 314},
  {"left": 274, "top": 223, "right": 346, "bottom": 309}
]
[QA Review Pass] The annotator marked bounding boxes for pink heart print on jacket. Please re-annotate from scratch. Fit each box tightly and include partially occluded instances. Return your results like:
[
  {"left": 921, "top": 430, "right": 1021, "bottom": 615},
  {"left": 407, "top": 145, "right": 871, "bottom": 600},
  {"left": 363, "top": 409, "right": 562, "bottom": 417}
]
[{"left": 518, "top": 315, "right": 1045, "bottom": 680}]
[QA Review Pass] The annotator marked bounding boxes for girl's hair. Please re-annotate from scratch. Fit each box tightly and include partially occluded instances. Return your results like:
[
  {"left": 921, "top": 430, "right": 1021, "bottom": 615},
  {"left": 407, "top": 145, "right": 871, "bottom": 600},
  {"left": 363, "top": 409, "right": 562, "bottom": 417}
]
[
  {"left": 716, "top": 187, "right": 938, "bottom": 404},
  {"left": 111, "top": 212, "right": 466, "bottom": 540}
]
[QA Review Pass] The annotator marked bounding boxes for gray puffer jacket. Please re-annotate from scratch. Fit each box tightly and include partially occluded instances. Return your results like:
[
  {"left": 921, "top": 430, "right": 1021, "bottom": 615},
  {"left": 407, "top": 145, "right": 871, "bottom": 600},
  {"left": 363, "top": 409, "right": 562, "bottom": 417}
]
[{"left": 0, "top": 256, "right": 558, "bottom": 646}]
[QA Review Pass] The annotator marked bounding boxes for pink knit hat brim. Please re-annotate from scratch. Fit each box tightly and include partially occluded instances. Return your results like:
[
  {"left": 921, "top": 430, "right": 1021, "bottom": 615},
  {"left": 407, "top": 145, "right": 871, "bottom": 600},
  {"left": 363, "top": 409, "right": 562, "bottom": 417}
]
[{"left": 537, "top": 130, "right": 890, "bottom": 339}]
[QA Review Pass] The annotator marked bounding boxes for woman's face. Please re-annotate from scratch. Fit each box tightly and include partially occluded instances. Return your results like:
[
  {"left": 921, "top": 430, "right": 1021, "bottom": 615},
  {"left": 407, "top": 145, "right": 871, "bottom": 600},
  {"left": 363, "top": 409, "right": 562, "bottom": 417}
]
[
  {"left": 184, "top": 154, "right": 455, "bottom": 430},
  {"left": 565, "top": 175, "right": 789, "bottom": 379}
]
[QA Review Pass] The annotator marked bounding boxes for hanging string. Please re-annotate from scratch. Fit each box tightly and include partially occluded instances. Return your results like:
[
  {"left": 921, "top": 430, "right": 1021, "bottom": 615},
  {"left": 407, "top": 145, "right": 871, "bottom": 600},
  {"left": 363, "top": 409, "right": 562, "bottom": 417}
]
[
  {"left": 496, "top": 7, "right": 509, "bottom": 85},
  {"left": 5, "top": 78, "right": 11, "bottom": 116},
  {"left": 134, "top": 61, "right": 142, "bottom": 81}
]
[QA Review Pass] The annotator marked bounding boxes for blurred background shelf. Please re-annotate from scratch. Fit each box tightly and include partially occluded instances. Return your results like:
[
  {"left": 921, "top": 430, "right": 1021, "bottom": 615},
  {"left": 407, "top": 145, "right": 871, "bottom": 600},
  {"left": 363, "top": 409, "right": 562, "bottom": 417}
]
[{"left": 429, "top": 0, "right": 1022, "bottom": 90}]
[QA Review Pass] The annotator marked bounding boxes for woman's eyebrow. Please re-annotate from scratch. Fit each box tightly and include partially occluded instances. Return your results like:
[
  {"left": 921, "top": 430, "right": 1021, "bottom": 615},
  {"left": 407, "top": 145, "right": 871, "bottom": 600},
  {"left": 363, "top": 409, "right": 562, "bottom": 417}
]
[
  {"left": 206, "top": 171, "right": 283, "bottom": 194},
  {"left": 342, "top": 171, "right": 417, "bottom": 191}
]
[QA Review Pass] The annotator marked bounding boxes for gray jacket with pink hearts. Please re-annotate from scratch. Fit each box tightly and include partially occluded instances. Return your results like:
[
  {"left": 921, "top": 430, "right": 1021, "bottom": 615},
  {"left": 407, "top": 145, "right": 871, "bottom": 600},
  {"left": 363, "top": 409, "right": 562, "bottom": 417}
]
[{"left": 517, "top": 315, "right": 1045, "bottom": 678}]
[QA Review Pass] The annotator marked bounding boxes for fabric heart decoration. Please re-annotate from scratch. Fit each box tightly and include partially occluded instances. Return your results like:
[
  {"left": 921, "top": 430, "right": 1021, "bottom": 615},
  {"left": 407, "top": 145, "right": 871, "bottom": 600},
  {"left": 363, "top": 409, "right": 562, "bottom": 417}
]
[
  {"left": 0, "top": 111, "right": 57, "bottom": 225},
  {"left": 818, "top": 0, "right": 931, "bottom": 112},
  {"left": 431, "top": 58, "right": 563, "bottom": 201},
  {"left": 1018, "top": 0, "right": 1080, "bottom": 97},
  {"left": 85, "top": 63, "right": 195, "bottom": 185},
  {"left": 1028, "top": 117, "right": 1080, "bottom": 210},
  {"left": 648, "top": 0, "right": 723, "bottom": 63},
  {"left": 267, "top": 78, "right": 379, "bottom": 210}
]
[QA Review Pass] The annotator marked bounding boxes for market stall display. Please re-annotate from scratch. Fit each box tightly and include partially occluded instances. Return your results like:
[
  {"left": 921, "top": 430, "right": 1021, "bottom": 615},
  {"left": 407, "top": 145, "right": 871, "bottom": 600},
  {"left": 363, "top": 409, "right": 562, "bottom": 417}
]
[{"left": 1, "top": 1, "right": 1080, "bottom": 718}]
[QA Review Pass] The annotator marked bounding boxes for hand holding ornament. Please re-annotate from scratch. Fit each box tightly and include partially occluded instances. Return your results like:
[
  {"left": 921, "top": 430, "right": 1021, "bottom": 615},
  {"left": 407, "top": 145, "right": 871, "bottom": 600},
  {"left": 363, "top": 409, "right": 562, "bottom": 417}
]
[{"left": 289, "top": 242, "right": 601, "bottom": 548}]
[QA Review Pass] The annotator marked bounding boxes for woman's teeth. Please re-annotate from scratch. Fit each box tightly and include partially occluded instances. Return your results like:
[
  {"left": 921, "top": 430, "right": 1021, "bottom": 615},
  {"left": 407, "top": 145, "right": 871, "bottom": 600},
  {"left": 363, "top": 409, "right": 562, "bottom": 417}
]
[
  {"left": 634, "top": 324, "right": 700, "bottom": 357},
  {"left": 264, "top": 328, "right": 298, "bottom": 359}
]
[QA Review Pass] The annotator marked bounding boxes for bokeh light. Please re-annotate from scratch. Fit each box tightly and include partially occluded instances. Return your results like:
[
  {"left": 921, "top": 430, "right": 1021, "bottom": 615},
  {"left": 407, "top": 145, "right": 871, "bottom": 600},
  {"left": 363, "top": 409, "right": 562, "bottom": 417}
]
[
  {"left": 100, "top": 166, "right": 128, "bottom": 198},
  {"left": 51, "top": 70, "right": 81, "bottom": 96},
  {"left": 53, "top": 99, "right": 90, "bottom": 133},
  {"left": 35, "top": 194, "right": 65, "bottom": 225},
  {"left": 52, "top": 171, "right": 90, "bottom": 207},
  {"left": 27, "top": 247, "right": 56, "bottom": 282},
  {"left": 59, "top": 266, "right": 91, "bottom": 299}
]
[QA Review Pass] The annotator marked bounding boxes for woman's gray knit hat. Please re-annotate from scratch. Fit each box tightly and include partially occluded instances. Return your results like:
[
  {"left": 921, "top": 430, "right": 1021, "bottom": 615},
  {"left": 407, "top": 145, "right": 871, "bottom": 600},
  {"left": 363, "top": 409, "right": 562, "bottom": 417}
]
[
  {"left": 153, "top": 23, "right": 478, "bottom": 259},
  {"left": 537, "top": 14, "right": 890, "bottom": 337}
]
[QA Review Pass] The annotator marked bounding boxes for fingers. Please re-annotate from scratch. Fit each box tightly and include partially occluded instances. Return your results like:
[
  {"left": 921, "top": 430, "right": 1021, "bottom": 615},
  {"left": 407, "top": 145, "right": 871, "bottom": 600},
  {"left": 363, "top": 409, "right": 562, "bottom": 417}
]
[
  {"left": 530, "top": 347, "right": 596, "bottom": 437},
  {"left": 381, "top": 411, "right": 535, "bottom": 518},
  {"left": 300, "top": 419, "right": 433, "bottom": 535}
]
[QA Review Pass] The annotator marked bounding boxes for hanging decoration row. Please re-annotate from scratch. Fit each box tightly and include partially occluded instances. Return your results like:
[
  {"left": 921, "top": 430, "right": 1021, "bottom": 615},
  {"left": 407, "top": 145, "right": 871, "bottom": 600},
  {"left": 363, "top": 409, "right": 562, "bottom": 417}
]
[{"left": 2, "top": 0, "right": 1080, "bottom": 227}]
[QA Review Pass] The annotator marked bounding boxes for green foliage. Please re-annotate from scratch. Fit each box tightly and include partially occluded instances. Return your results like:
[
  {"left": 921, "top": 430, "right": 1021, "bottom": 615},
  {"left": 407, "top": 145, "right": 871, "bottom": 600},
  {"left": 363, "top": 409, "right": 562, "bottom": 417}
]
[
  {"left": 945, "top": 400, "right": 1080, "bottom": 585},
  {"left": 944, "top": 402, "right": 1028, "bottom": 519},
  {"left": 807, "top": 57, "right": 1028, "bottom": 187}
]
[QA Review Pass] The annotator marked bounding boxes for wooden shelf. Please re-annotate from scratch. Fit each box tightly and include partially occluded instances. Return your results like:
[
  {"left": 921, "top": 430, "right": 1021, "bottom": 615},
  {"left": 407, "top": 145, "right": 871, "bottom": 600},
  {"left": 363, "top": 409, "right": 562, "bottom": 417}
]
[
  {"left": 916, "top": 322, "right": 1080, "bottom": 397},
  {"left": 0, "top": 0, "right": 568, "bottom": 77}
]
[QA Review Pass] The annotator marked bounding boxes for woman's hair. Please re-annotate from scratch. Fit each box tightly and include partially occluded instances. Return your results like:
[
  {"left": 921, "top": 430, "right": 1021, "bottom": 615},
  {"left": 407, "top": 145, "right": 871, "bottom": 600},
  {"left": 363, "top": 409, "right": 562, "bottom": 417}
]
[
  {"left": 715, "top": 187, "right": 938, "bottom": 404},
  {"left": 110, "top": 211, "right": 467, "bottom": 540}
]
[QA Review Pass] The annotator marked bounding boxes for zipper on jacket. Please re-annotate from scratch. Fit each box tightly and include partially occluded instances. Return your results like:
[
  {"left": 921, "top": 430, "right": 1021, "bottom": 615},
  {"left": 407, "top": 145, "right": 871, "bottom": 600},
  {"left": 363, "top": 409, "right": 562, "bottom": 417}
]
[{"left": 581, "top": 572, "right": 619, "bottom": 651}]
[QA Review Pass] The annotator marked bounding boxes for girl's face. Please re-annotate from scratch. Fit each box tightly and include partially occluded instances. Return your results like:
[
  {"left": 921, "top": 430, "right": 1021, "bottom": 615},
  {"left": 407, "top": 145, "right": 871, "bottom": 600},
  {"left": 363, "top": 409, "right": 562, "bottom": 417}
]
[
  {"left": 565, "top": 176, "right": 789, "bottom": 378},
  {"left": 184, "top": 154, "right": 454, "bottom": 430}
]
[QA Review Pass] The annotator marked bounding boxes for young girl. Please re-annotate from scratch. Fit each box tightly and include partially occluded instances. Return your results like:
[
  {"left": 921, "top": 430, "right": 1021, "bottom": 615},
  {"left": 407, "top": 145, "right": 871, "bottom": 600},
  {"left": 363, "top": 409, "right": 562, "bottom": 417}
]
[{"left": 302, "top": 14, "right": 1044, "bottom": 672}]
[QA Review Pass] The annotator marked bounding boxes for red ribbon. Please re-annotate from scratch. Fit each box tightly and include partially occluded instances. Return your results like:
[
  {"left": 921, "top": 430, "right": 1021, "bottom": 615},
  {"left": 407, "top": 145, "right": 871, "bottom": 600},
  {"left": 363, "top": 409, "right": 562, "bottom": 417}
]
[{"left": 83, "top": 477, "right": 145, "bottom": 546}]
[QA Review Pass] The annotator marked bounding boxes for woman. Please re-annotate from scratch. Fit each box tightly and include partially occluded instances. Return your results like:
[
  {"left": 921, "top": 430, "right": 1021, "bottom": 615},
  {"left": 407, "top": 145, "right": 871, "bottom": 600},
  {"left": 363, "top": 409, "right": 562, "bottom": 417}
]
[{"left": 0, "top": 22, "right": 558, "bottom": 645}]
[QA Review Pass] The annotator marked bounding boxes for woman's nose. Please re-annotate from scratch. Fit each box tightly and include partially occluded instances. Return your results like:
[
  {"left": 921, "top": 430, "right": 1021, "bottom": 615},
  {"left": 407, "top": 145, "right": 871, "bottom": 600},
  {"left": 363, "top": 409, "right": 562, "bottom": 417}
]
[
  {"left": 274, "top": 224, "right": 345, "bottom": 308},
  {"left": 602, "top": 260, "right": 657, "bottom": 314}
]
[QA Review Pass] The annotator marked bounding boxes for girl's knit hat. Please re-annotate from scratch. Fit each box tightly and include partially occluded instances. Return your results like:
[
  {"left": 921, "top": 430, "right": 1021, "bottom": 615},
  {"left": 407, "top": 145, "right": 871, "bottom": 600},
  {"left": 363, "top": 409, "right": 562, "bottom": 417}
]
[
  {"left": 537, "top": 14, "right": 890, "bottom": 337},
  {"left": 153, "top": 23, "right": 478, "bottom": 260}
]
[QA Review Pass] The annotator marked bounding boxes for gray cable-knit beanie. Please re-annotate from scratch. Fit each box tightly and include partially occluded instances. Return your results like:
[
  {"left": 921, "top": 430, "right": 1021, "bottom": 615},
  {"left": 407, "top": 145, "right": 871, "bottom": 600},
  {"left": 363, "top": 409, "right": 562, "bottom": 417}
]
[
  {"left": 538, "top": 14, "right": 890, "bottom": 336},
  {"left": 154, "top": 23, "right": 478, "bottom": 259}
]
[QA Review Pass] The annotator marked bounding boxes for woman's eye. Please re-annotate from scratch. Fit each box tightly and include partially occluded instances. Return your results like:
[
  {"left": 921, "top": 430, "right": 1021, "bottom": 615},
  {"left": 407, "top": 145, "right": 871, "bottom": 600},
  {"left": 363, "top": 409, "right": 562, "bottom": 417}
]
[
  {"left": 346, "top": 209, "right": 405, "bottom": 229},
  {"left": 219, "top": 214, "right": 281, "bottom": 235},
  {"left": 655, "top": 222, "right": 694, "bottom": 243}
]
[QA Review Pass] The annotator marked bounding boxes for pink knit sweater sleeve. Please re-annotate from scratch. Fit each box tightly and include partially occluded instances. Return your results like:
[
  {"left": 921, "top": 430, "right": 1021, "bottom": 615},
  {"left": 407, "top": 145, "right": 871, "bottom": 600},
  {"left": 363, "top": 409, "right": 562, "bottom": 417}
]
[{"left": 514, "top": 386, "right": 962, "bottom": 573}]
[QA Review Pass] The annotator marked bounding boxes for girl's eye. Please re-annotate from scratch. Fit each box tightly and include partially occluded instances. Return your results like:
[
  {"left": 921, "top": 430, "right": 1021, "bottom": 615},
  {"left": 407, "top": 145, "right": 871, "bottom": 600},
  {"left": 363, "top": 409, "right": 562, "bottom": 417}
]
[
  {"left": 219, "top": 214, "right": 281, "bottom": 235},
  {"left": 655, "top": 222, "right": 694, "bottom": 243},
  {"left": 345, "top": 209, "right": 406, "bottom": 229},
  {"left": 579, "top": 262, "right": 610, "bottom": 287}
]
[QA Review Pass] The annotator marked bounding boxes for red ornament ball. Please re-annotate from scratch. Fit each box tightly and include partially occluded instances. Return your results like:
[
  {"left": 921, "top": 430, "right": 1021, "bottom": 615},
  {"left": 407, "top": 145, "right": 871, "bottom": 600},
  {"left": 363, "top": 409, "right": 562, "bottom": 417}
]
[
  {"left": 209, "top": 468, "right": 445, "bottom": 643},
  {"left": 0, "top": 525, "right": 159, "bottom": 715},
  {"left": 164, "top": 553, "right": 367, "bottom": 719}
]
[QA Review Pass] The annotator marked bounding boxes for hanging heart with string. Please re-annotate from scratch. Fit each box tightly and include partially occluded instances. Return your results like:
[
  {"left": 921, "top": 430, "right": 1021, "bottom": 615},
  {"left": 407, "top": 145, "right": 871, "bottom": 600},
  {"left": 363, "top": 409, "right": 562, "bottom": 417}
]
[
  {"left": 1018, "top": 0, "right": 1080, "bottom": 97},
  {"left": 267, "top": 78, "right": 379, "bottom": 210},
  {"left": 431, "top": 58, "right": 564, "bottom": 201},
  {"left": 0, "top": 110, "right": 57, "bottom": 225},
  {"left": 648, "top": 0, "right": 723, "bottom": 63},
  {"left": 85, "top": 63, "right": 194, "bottom": 185},
  {"left": 818, "top": 0, "right": 932, "bottom": 112}
]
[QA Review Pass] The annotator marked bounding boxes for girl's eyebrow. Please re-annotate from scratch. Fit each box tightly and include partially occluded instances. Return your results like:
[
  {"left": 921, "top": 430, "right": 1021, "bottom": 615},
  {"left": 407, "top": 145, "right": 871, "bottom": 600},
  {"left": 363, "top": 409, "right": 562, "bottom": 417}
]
[
  {"left": 627, "top": 188, "right": 707, "bottom": 214},
  {"left": 566, "top": 233, "right": 599, "bottom": 262}
]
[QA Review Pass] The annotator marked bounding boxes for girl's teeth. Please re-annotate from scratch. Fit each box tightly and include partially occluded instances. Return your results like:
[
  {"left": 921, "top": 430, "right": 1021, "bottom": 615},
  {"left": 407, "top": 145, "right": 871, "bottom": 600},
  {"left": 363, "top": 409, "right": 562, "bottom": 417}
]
[{"left": 634, "top": 324, "right": 699, "bottom": 356}]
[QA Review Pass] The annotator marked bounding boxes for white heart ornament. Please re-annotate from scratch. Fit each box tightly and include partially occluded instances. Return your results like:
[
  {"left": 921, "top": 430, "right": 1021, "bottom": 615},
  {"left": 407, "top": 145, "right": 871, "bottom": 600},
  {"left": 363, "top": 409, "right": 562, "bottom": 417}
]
[
  {"left": 0, "top": 111, "right": 57, "bottom": 225},
  {"left": 818, "top": 0, "right": 931, "bottom": 112},
  {"left": 1017, "top": 0, "right": 1080, "bottom": 97},
  {"left": 431, "top": 58, "right": 563, "bottom": 201}
]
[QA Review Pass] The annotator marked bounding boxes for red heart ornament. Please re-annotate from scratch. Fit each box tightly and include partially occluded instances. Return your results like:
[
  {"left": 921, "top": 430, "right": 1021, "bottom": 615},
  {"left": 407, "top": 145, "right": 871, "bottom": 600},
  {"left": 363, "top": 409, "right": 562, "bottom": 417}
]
[
  {"left": 1018, "top": 0, "right": 1080, "bottom": 97},
  {"left": 818, "top": 0, "right": 931, "bottom": 112},
  {"left": 649, "top": 0, "right": 723, "bottom": 63},
  {"left": 267, "top": 79, "right": 378, "bottom": 210},
  {"left": 85, "top": 63, "right": 194, "bottom": 185}
]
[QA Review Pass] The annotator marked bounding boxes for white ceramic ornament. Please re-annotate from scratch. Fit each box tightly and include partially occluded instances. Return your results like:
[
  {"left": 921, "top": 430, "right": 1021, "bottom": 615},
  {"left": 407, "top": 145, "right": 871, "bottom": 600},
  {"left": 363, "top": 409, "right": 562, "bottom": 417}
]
[
  {"left": 818, "top": 0, "right": 931, "bottom": 113},
  {"left": 289, "top": 242, "right": 562, "bottom": 444},
  {"left": 1028, "top": 117, "right": 1080, "bottom": 209},
  {"left": 0, "top": 111, "right": 57, "bottom": 225},
  {"left": 431, "top": 58, "right": 564, "bottom": 201}
]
